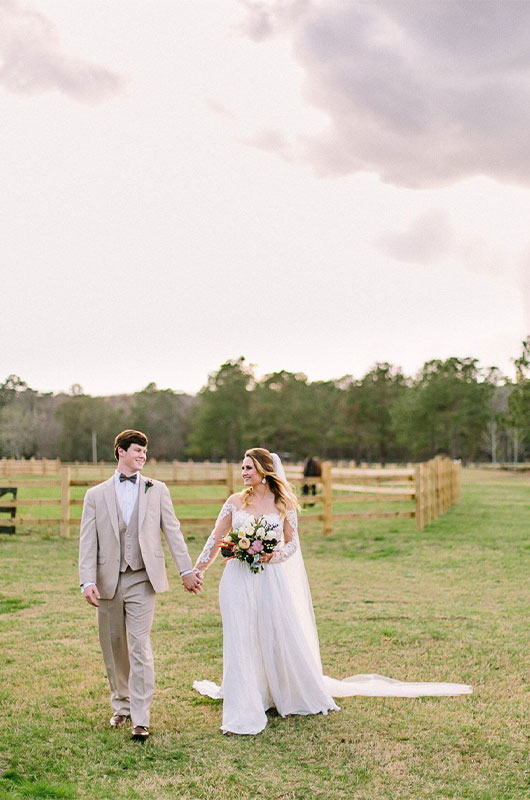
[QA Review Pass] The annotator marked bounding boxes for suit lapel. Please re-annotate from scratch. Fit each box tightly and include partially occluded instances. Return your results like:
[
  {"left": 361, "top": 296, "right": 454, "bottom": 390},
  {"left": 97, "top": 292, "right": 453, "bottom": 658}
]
[
  {"left": 138, "top": 474, "right": 148, "bottom": 534},
  {"left": 103, "top": 477, "right": 120, "bottom": 541}
]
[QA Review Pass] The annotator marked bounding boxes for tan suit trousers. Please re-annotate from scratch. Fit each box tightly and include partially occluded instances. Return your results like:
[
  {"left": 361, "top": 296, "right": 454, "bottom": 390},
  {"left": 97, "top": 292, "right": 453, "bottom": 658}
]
[{"left": 97, "top": 567, "right": 156, "bottom": 727}]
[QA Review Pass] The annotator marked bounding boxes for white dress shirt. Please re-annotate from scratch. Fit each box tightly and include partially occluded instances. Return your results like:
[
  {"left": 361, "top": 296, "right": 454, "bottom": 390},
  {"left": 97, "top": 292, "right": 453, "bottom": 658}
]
[{"left": 114, "top": 469, "right": 140, "bottom": 525}]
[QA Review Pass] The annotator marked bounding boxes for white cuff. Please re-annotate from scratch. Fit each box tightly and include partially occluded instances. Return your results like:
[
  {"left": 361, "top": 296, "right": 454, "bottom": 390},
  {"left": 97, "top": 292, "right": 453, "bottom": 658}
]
[
  {"left": 81, "top": 582, "right": 96, "bottom": 593},
  {"left": 180, "top": 569, "right": 193, "bottom": 577}
]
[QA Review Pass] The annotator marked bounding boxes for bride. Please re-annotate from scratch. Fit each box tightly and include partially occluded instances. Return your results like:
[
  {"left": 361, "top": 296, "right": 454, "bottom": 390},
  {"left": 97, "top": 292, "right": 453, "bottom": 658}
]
[{"left": 193, "top": 448, "right": 471, "bottom": 735}]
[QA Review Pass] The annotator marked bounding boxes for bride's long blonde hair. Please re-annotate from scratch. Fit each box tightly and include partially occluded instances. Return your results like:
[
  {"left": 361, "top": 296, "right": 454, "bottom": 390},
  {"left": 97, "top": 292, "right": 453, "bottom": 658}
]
[{"left": 241, "top": 448, "right": 300, "bottom": 514}]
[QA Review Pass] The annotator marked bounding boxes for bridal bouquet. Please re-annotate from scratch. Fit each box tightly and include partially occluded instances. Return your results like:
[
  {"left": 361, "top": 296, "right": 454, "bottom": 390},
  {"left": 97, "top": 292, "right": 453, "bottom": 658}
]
[{"left": 219, "top": 516, "right": 280, "bottom": 573}]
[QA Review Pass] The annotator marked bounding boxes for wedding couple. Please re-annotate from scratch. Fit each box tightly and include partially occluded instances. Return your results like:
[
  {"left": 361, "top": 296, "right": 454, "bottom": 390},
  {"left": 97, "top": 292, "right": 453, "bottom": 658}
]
[{"left": 79, "top": 431, "right": 471, "bottom": 739}]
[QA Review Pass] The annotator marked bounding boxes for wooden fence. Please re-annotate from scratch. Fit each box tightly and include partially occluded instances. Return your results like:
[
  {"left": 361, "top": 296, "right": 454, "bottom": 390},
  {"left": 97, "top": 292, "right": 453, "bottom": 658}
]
[
  {"left": 0, "top": 458, "right": 420, "bottom": 477},
  {"left": 414, "top": 456, "right": 461, "bottom": 530},
  {"left": 0, "top": 457, "right": 61, "bottom": 476},
  {"left": 0, "top": 457, "right": 459, "bottom": 536},
  {"left": 320, "top": 456, "right": 459, "bottom": 533},
  {"left": 0, "top": 458, "right": 232, "bottom": 479}
]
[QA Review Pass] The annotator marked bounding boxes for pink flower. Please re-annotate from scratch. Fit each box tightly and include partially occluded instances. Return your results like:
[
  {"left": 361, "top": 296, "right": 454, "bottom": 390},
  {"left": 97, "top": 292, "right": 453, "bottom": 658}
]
[{"left": 248, "top": 540, "right": 264, "bottom": 555}]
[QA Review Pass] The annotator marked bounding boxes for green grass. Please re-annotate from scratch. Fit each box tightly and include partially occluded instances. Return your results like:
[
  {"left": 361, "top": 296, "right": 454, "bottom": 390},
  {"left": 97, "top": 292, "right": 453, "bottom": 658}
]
[{"left": 1, "top": 469, "right": 529, "bottom": 798}]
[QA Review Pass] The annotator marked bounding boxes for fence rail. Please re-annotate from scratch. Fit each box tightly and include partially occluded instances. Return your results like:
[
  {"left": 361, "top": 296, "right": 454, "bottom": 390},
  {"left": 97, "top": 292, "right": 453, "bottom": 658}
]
[
  {"left": 0, "top": 459, "right": 419, "bottom": 478},
  {"left": 0, "top": 458, "right": 61, "bottom": 476},
  {"left": 0, "top": 457, "right": 459, "bottom": 536}
]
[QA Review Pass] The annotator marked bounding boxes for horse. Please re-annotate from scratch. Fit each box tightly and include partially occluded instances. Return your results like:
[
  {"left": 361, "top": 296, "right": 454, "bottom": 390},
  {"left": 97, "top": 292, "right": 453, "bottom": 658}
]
[{"left": 302, "top": 456, "right": 322, "bottom": 506}]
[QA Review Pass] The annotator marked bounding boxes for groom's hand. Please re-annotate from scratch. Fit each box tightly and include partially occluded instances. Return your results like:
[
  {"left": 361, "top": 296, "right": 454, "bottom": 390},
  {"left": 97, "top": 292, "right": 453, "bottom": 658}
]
[
  {"left": 182, "top": 571, "right": 202, "bottom": 594},
  {"left": 84, "top": 585, "right": 101, "bottom": 607}
]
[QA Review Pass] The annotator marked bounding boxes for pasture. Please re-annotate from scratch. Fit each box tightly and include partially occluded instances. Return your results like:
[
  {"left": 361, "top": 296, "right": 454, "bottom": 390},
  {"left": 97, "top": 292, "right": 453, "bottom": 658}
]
[{"left": 0, "top": 469, "right": 529, "bottom": 799}]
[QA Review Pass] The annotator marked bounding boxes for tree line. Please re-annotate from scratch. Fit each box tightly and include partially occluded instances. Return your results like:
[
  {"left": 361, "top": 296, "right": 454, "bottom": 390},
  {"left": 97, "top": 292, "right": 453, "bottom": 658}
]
[{"left": 2, "top": 339, "right": 530, "bottom": 464}]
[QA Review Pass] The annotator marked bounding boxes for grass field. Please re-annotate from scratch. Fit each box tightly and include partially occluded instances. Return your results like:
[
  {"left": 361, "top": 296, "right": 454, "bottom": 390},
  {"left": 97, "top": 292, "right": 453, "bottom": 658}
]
[{"left": 0, "top": 469, "right": 529, "bottom": 799}]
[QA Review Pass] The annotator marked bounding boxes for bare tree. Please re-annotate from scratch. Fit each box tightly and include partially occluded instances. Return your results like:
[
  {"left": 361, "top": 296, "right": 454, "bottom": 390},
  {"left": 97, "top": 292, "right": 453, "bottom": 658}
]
[{"left": 0, "top": 405, "right": 35, "bottom": 458}]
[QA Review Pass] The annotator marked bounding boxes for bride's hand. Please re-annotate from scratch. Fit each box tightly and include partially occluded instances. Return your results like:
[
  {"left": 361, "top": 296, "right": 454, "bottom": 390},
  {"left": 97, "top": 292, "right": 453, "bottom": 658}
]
[{"left": 258, "top": 553, "right": 274, "bottom": 564}]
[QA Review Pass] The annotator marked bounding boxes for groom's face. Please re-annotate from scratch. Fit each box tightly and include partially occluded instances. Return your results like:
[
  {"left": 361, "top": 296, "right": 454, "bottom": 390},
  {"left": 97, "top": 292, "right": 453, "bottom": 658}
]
[{"left": 119, "top": 443, "right": 147, "bottom": 474}]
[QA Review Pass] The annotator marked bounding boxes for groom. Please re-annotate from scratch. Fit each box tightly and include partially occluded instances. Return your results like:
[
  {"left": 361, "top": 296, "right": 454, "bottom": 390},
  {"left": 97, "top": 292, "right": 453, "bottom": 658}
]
[{"left": 79, "top": 429, "right": 202, "bottom": 740}]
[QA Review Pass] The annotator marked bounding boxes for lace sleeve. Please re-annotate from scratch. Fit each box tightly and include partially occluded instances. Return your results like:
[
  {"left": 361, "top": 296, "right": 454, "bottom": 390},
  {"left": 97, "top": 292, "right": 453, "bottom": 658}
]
[
  {"left": 195, "top": 502, "right": 235, "bottom": 571},
  {"left": 270, "top": 509, "right": 299, "bottom": 564}
]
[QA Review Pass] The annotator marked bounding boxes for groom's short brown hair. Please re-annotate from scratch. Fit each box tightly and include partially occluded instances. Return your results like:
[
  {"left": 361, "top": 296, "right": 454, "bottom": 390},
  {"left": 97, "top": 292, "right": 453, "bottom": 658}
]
[{"left": 114, "top": 430, "right": 148, "bottom": 461}]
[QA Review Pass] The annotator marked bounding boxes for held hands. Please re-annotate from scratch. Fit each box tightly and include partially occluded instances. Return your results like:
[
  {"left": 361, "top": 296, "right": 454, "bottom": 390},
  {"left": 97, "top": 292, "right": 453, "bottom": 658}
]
[
  {"left": 84, "top": 585, "right": 101, "bottom": 607},
  {"left": 182, "top": 568, "right": 203, "bottom": 594}
]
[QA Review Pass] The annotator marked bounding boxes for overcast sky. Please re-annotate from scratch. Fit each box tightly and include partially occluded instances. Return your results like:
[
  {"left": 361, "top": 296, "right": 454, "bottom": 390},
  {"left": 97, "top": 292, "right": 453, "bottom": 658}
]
[{"left": 1, "top": 0, "right": 528, "bottom": 396}]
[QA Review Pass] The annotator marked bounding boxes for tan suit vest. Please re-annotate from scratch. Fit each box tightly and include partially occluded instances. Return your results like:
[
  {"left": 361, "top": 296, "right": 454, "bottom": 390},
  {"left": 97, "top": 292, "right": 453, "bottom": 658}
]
[{"left": 116, "top": 493, "right": 145, "bottom": 572}]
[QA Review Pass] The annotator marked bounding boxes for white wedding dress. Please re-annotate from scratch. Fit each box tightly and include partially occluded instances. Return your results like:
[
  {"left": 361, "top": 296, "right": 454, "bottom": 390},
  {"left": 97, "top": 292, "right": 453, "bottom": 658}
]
[{"left": 193, "top": 503, "right": 472, "bottom": 735}]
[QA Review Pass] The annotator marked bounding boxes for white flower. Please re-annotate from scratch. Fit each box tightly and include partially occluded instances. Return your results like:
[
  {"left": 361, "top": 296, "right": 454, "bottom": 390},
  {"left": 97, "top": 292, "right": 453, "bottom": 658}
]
[
  {"left": 242, "top": 519, "right": 255, "bottom": 536},
  {"left": 263, "top": 530, "right": 277, "bottom": 541},
  {"left": 254, "top": 525, "right": 266, "bottom": 538}
]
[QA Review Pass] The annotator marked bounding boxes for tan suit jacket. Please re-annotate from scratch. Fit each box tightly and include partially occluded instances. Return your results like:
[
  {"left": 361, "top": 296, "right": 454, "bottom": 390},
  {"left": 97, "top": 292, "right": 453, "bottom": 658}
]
[{"left": 79, "top": 475, "right": 193, "bottom": 598}]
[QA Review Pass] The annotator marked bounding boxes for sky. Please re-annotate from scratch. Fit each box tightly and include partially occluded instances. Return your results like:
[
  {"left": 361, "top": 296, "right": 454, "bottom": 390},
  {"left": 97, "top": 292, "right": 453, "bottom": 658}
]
[{"left": 1, "top": 0, "right": 529, "bottom": 396}]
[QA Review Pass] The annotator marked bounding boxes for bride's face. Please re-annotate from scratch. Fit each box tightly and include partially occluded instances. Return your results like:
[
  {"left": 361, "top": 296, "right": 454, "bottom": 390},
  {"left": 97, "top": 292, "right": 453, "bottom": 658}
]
[{"left": 241, "top": 456, "right": 261, "bottom": 488}]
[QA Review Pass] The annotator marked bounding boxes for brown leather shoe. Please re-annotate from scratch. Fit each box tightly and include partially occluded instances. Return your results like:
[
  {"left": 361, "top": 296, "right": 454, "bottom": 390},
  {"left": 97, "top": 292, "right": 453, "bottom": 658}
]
[
  {"left": 131, "top": 725, "right": 149, "bottom": 741},
  {"left": 110, "top": 714, "right": 130, "bottom": 728}
]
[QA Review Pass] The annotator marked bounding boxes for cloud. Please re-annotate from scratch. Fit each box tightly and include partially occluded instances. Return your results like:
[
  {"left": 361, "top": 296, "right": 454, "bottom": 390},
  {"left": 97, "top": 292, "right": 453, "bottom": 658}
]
[
  {"left": 377, "top": 209, "right": 454, "bottom": 264},
  {"left": 205, "top": 98, "right": 237, "bottom": 120},
  {"left": 238, "top": 0, "right": 310, "bottom": 41},
  {"left": 0, "top": 0, "right": 122, "bottom": 103},
  {"left": 240, "top": 0, "right": 530, "bottom": 188},
  {"left": 241, "top": 126, "right": 295, "bottom": 160},
  {"left": 378, "top": 208, "right": 530, "bottom": 327},
  {"left": 378, "top": 207, "right": 514, "bottom": 274}
]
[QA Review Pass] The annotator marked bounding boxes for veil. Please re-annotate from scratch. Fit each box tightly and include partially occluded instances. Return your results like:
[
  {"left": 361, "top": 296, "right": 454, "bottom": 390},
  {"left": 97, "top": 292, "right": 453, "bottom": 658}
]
[
  {"left": 271, "top": 453, "right": 323, "bottom": 672},
  {"left": 270, "top": 453, "right": 472, "bottom": 698}
]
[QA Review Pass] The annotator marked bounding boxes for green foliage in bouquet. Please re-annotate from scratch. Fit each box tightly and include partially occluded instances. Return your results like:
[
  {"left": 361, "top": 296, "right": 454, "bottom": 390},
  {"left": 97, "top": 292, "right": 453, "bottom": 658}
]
[{"left": 219, "top": 515, "right": 280, "bottom": 573}]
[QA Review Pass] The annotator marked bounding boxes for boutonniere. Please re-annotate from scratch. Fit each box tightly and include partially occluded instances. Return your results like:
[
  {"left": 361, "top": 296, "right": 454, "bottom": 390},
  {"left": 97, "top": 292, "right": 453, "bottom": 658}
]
[{"left": 144, "top": 479, "right": 154, "bottom": 494}]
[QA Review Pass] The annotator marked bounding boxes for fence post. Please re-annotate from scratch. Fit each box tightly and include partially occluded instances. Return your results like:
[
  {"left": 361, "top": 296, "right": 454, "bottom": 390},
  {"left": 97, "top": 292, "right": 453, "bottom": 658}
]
[
  {"left": 440, "top": 457, "right": 446, "bottom": 510},
  {"left": 444, "top": 458, "right": 453, "bottom": 511},
  {"left": 415, "top": 463, "right": 424, "bottom": 531},
  {"left": 433, "top": 456, "right": 441, "bottom": 519},
  {"left": 61, "top": 466, "right": 71, "bottom": 539},
  {"left": 452, "top": 460, "right": 461, "bottom": 505},
  {"left": 425, "top": 459, "right": 433, "bottom": 525},
  {"left": 431, "top": 458, "right": 437, "bottom": 521},
  {"left": 225, "top": 463, "right": 235, "bottom": 496},
  {"left": 432, "top": 457, "right": 438, "bottom": 520},
  {"left": 440, "top": 457, "right": 446, "bottom": 512},
  {"left": 321, "top": 460, "right": 333, "bottom": 536}
]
